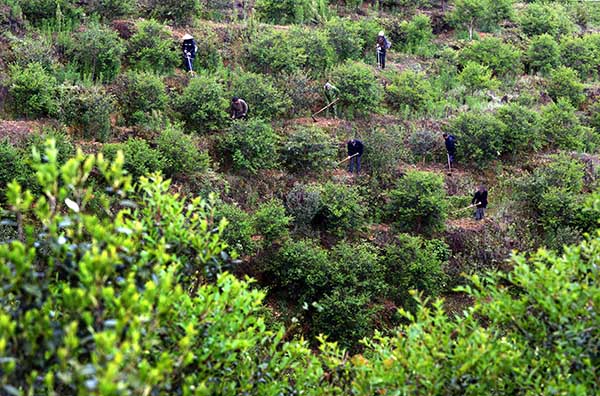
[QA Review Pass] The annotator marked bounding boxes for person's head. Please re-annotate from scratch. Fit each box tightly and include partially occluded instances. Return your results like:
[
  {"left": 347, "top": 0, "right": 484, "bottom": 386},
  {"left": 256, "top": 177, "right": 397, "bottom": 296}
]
[
  {"left": 442, "top": 133, "right": 448, "bottom": 139},
  {"left": 478, "top": 184, "right": 486, "bottom": 192},
  {"left": 378, "top": 31, "right": 385, "bottom": 37},
  {"left": 232, "top": 96, "right": 239, "bottom": 103},
  {"left": 324, "top": 82, "right": 332, "bottom": 90},
  {"left": 182, "top": 33, "right": 193, "bottom": 41}
]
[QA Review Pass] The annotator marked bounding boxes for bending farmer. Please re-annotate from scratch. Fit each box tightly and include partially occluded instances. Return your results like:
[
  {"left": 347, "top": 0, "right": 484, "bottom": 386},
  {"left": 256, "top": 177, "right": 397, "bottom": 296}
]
[
  {"left": 347, "top": 139, "right": 364, "bottom": 174},
  {"left": 376, "top": 31, "right": 391, "bottom": 70},
  {"left": 230, "top": 97, "right": 249, "bottom": 120},
  {"left": 182, "top": 34, "right": 198, "bottom": 72},
  {"left": 472, "top": 185, "right": 488, "bottom": 220},
  {"left": 323, "top": 82, "right": 339, "bottom": 118}
]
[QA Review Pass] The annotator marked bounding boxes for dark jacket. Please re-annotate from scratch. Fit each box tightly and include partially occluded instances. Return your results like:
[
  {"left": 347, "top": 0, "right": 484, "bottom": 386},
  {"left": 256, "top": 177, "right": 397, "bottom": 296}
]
[
  {"left": 182, "top": 39, "right": 197, "bottom": 58},
  {"left": 231, "top": 99, "right": 249, "bottom": 119},
  {"left": 472, "top": 190, "right": 488, "bottom": 208},
  {"left": 376, "top": 36, "right": 390, "bottom": 52},
  {"left": 445, "top": 135, "right": 456, "bottom": 154},
  {"left": 347, "top": 140, "right": 364, "bottom": 156}
]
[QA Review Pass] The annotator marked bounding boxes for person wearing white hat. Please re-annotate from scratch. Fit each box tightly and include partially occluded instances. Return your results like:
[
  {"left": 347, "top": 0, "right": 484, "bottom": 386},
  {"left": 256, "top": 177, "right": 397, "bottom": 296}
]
[
  {"left": 182, "top": 33, "right": 198, "bottom": 72},
  {"left": 376, "top": 31, "right": 391, "bottom": 70}
]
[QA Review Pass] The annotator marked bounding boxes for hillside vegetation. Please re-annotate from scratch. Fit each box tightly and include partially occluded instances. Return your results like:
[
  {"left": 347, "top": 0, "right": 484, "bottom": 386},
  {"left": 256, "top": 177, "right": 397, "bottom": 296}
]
[{"left": 0, "top": 0, "right": 599, "bottom": 394}]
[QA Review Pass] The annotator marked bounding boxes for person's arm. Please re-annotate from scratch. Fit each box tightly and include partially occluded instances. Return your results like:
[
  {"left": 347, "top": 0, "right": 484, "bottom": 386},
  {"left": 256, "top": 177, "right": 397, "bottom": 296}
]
[
  {"left": 358, "top": 142, "right": 364, "bottom": 156},
  {"left": 241, "top": 100, "right": 248, "bottom": 116}
]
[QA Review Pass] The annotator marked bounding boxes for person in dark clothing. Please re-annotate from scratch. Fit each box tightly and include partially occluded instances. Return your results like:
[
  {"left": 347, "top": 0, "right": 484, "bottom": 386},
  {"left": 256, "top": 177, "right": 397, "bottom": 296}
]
[
  {"left": 182, "top": 34, "right": 198, "bottom": 72},
  {"left": 443, "top": 133, "right": 456, "bottom": 165},
  {"left": 376, "top": 31, "right": 391, "bottom": 69},
  {"left": 347, "top": 139, "right": 364, "bottom": 174},
  {"left": 472, "top": 185, "right": 488, "bottom": 220},
  {"left": 230, "top": 97, "right": 249, "bottom": 120}
]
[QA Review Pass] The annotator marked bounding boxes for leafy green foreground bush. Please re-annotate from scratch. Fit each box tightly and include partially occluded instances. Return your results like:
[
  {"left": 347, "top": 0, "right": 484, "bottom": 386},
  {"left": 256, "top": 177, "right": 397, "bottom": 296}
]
[{"left": 1, "top": 142, "right": 599, "bottom": 394}]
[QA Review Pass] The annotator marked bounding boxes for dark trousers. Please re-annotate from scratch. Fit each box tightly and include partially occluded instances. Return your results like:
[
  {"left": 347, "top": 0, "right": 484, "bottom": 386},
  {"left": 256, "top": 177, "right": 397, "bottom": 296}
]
[
  {"left": 447, "top": 151, "right": 455, "bottom": 164},
  {"left": 349, "top": 155, "right": 361, "bottom": 173},
  {"left": 377, "top": 50, "right": 386, "bottom": 69}
]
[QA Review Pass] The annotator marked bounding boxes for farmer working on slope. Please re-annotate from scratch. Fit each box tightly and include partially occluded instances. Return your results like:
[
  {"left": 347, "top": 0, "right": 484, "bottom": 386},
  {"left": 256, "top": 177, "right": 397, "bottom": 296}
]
[
  {"left": 443, "top": 133, "right": 456, "bottom": 165},
  {"left": 472, "top": 185, "right": 488, "bottom": 220},
  {"left": 230, "top": 97, "right": 249, "bottom": 120},
  {"left": 323, "top": 82, "right": 339, "bottom": 118},
  {"left": 347, "top": 139, "right": 364, "bottom": 174},
  {"left": 181, "top": 34, "right": 198, "bottom": 72},
  {"left": 376, "top": 31, "right": 391, "bottom": 70}
]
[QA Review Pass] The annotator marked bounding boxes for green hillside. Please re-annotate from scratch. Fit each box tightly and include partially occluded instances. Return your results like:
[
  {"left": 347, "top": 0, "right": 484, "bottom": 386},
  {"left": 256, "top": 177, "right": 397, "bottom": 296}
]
[{"left": 0, "top": 0, "right": 599, "bottom": 394}]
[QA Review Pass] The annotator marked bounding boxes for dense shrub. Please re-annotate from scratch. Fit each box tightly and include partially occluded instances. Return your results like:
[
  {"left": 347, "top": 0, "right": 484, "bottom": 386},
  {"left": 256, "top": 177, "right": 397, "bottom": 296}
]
[
  {"left": 324, "top": 17, "right": 365, "bottom": 62},
  {"left": 220, "top": 119, "right": 280, "bottom": 174},
  {"left": 547, "top": 66, "right": 585, "bottom": 107},
  {"left": 289, "top": 27, "right": 336, "bottom": 75},
  {"left": 214, "top": 203, "right": 257, "bottom": 256},
  {"left": 103, "top": 138, "right": 166, "bottom": 179},
  {"left": 382, "top": 234, "right": 449, "bottom": 307},
  {"left": 385, "top": 70, "right": 433, "bottom": 116},
  {"left": 450, "top": 0, "right": 512, "bottom": 40},
  {"left": 228, "top": 71, "right": 291, "bottom": 120},
  {"left": 19, "top": 0, "right": 81, "bottom": 25},
  {"left": 281, "top": 126, "right": 336, "bottom": 174},
  {"left": 255, "top": 0, "right": 309, "bottom": 24},
  {"left": 408, "top": 129, "right": 445, "bottom": 163},
  {"left": 139, "top": 0, "right": 202, "bottom": 25},
  {"left": 253, "top": 198, "right": 291, "bottom": 245},
  {"left": 114, "top": 71, "right": 168, "bottom": 125},
  {"left": 317, "top": 181, "right": 367, "bottom": 236},
  {"left": 0, "top": 140, "right": 27, "bottom": 190},
  {"left": 126, "top": 19, "right": 179, "bottom": 74},
  {"left": 540, "top": 99, "right": 589, "bottom": 151},
  {"left": 526, "top": 34, "right": 560, "bottom": 75},
  {"left": 559, "top": 36, "right": 596, "bottom": 80},
  {"left": 275, "top": 71, "right": 320, "bottom": 117},
  {"left": 458, "top": 62, "right": 500, "bottom": 93},
  {"left": 244, "top": 29, "right": 306, "bottom": 75},
  {"left": 519, "top": 2, "right": 575, "bottom": 38},
  {"left": 67, "top": 23, "right": 125, "bottom": 82},
  {"left": 58, "top": 85, "right": 114, "bottom": 142},
  {"left": 459, "top": 37, "right": 522, "bottom": 78},
  {"left": 386, "top": 170, "right": 448, "bottom": 236},
  {"left": 8, "top": 63, "right": 58, "bottom": 118},
  {"left": 396, "top": 14, "right": 434, "bottom": 54},
  {"left": 444, "top": 111, "right": 507, "bottom": 165},
  {"left": 285, "top": 184, "right": 322, "bottom": 231},
  {"left": 495, "top": 103, "right": 542, "bottom": 155},
  {"left": 155, "top": 124, "right": 210, "bottom": 179},
  {"left": 191, "top": 26, "right": 222, "bottom": 72},
  {"left": 25, "top": 128, "right": 75, "bottom": 166},
  {"left": 329, "top": 61, "right": 383, "bottom": 118},
  {"left": 6, "top": 33, "right": 58, "bottom": 71},
  {"left": 173, "top": 75, "right": 229, "bottom": 133},
  {"left": 83, "top": 0, "right": 135, "bottom": 20},
  {"left": 363, "top": 125, "right": 411, "bottom": 178}
]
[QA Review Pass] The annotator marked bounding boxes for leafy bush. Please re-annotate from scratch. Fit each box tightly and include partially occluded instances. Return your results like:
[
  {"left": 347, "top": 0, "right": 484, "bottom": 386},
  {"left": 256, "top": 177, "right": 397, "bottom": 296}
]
[
  {"left": 228, "top": 70, "right": 291, "bottom": 120},
  {"left": 450, "top": 0, "right": 512, "bottom": 40},
  {"left": 285, "top": 184, "right": 322, "bottom": 231},
  {"left": 24, "top": 128, "right": 75, "bottom": 166},
  {"left": 220, "top": 119, "right": 280, "bottom": 174},
  {"left": 67, "top": 23, "right": 125, "bottom": 82},
  {"left": 316, "top": 181, "right": 367, "bottom": 236},
  {"left": 6, "top": 33, "right": 58, "bottom": 71},
  {"left": 254, "top": 0, "right": 321, "bottom": 24},
  {"left": 559, "top": 36, "right": 596, "bottom": 80},
  {"left": 444, "top": 111, "right": 507, "bottom": 165},
  {"left": 0, "top": 140, "right": 26, "bottom": 190},
  {"left": 408, "top": 129, "right": 445, "bottom": 163},
  {"left": 281, "top": 126, "right": 336, "bottom": 174},
  {"left": 495, "top": 103, "right": 542, "bottom": 155},
  {"left": 519, "top": 2, "right": 575, "bottom": 38},
  {"left": 244, "top": 28, "right": 306, "bottom": 75},
  {"left": 460, "top": 37, "right": 522, "bottom": 78},
  {"left": 275, "top": 71, "right": 321, "bottom": 117},
  {"left": 126, "top": 19, "right": 179, "bottom": 74},
  {"left": 526, "top": 34, "right": 560, "bottom": 75},
  {"left": 363, "top": 125, "right": 412, "bottom": 178},
  {"left": 139, "top": 0, "right": 202, "bottom": 25},
  {"left": 19, "top": 0, "right": 81, "bottom": 25},
  {"left": 540, "top": 99, "right": 588, "bottom": 150},
  {"left": 253, "top": 198, "right": 291, "bottom": 245},
  {"left": 214, "top": 203, "right": 257, "bottom": 256},
  {"left": 382, "top": 234, "right": 449, "bottom": 307},
  {"left": 396, "top": 14, "right": 434, "bottom": 54},
  {"left": 58, "top": 85, "right": 115, "bottom": 142},
  {"left": 329, "top": 61, "right": 383, "bottom": 118},
  {"left": 324, "top": 17, "right": 365, "bottom": 62},
  {"left": 155, "top": 124, "right": 210, "bottom": 179},
  {"left": 8, "top": 62, "right": 58, "bottom": 118},
  {"left": 386, "top": 170, "right": 448, "bottom": 236},
  {"left": 547, "top": 66, "right": 585, "bottom": 107},
  {"left": 103, "top": 138, "right": 166, "bottom": 179},
  {"left": 114, "top": 71, "right": 168, "bottom": 125},
  {"left": 83, "top": 0, "right": 135, "bottom": 20},
  {"left": 191, "top": 26, "right": 222, "bottom": 72},
  {"left": 458, "top": 62, "right": 500, "bottom": 93},
  {"left": 385, "top": 70, "right": 433, "bottom": 116},
  {"left": 173, "top": 74, "right": 229, "bottom": 133},
  {"left": 289, "top": 27, "right": 336, "bottom": 75}
]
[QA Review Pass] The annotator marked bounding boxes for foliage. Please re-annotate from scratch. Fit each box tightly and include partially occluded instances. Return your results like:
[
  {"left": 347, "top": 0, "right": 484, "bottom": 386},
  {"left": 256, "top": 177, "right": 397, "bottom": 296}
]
[
  {"left": 559, "top": 36, "right": 597, "bottom": 80},
  {"left": 526, "top": 33, "right": 560, "bottom": 75},
  {"left": 450, "top": 0, "right": 513, "bottom": 40},
  {"left": 83, "top": 0, "right": 135, "bottom": 20},
  {"left": 0, "top": 140, "right": 26, "bottom": 190},
  {"left": 191, "top": 26, "right": 222, "bottom": 72},
  {"left": 382, "top": 234, "right": 449, "bottom": 307},
  {"left": 6, "top": 33, "right": 58, "bottom": 71},
  {"left": 458, "top": 62, "right": 500, "bottom": 93},
  {"left": 275, "top": 71, "right": 321, "bottom": 117},
  {"left": 495, "top": 103, "right": 542, "bottom": 155},
  {"left": 408, "top": 129, "right": 445, "bottom": 163},
  {"left": 285, "top": 184, "right": 322, "bottom": 231},
  {"left": 255, "top": 0, "right": 314, "bottom": 24},
  {"left": 444, "top": 111, "right": 507, "bottom": 165},
  {"left": 395, "top": 14, "right": 434, "bottom": 54},
  {"left": 24, "top": 128, "right": 75, "bottom": 166},
  {"left": 126, "top": 19, "right": 179, "bottom": 75},
  {"left": 281, "top": 126, "right": 336, "bottom": 174},
  {"left": 329, "top": 61, "right": 383, "bottom": 118},
  {"left": 155, "top": 124, "right": 210, "bottom": 179},
  {"left": 19, "top": 0, "right": 81, "bottom": 25},
  {"left": 8, "top": 62, "right": 58, "bottom": 118},
  {"left": 139, "top": 0, "right": 202, "bottom": 25},
  {"left": 547, "top": 66, "right": 585, "bottom": 107},
  {"left": 519, "top": 2, "right": 575, "bottom": 38},
  {"left": 363, "top": 125, "right": 411, "bottom": 178},
  {"left": 385, "top": 70, "right": 433, "bottom": 116},
  {"left": 220, "top": 119, "right": 280, "bottom": 174},
  {"left": 244, "top": 28, "right": 306, "bottom": 75},
  {"left": 386, "top": 171, "right": 447, "bottom": 236},
  {"left": 459, "top": 37, "right": 522, "bottom": 78},
  {"left": 289, "top": 27, "right": 337, "bottom": 75},
  {"left": 540, "top": 99, "right": 588, "bottom": 151},
  {"left": 316, "top": 182, "right": 367, "bottom": 236},
  {"left": 228, "top": 70, "right": 291, "bottom": 120},
  {"left": 253, "top": 198, "right": 291, "bottom": 246},
  {"left": 58, "top": 85, "right": 115, "bottom": 142},
  {"left": 67, "top": 23, "right": 125, "bottom": 82},
  {"left": 113, "top": 71, "right": 168, "bottom": 125},
  {"left": 324, "top": 17, "right": 365, "bottom": 62},
  {"left": 214, "top": 203, "right": 257, "bottom": 256},
  {"left": 173, "top": 74, "right": 229, "bottom": 133},
  {"left": 103, "top": 138, "right": 166, "bottom": 179}
]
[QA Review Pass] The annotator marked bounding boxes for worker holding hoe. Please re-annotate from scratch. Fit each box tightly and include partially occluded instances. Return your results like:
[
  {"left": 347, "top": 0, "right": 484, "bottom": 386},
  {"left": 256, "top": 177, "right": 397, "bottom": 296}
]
[
  {"left": 347, "top": 139, "right": 364, "bottom": 174},
  {"left": 323, "top": 82, "right": 339, "bottom": 118},
  {"left": 181, "top": 34, "right": 198, "bottom": 73},
  {"left": 230, "top": 97, "right": 249, "bottom": 120},
  {"left": 443, "top": 133, "right": 456, "bottom": 169},
  {"left": 472, "top": 185, "right": 488, "bottom": 220},
  {"left": 376, "top": 31, "right": 391, "bottom": 70}
]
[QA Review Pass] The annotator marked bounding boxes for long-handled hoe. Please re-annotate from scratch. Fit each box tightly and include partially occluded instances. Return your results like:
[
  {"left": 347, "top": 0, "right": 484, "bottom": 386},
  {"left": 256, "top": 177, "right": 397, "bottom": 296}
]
[{"left": 311, "top": 98, "right": 340, "bottom": 122}]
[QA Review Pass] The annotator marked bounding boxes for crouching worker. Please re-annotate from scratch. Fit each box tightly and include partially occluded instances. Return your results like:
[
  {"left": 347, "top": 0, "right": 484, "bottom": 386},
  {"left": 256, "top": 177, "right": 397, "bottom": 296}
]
[
  {"left": 230, "top": 97, "right": 249, "bottom": 120},
  {"left": 182, "top": 34, "right": 198, "bottom": 73},
  {"left": 347, "top": 138, "right": 364, "bottom": 174},
  {"left": 472, "top": 185, "right": 488, "bottom": 220}
]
